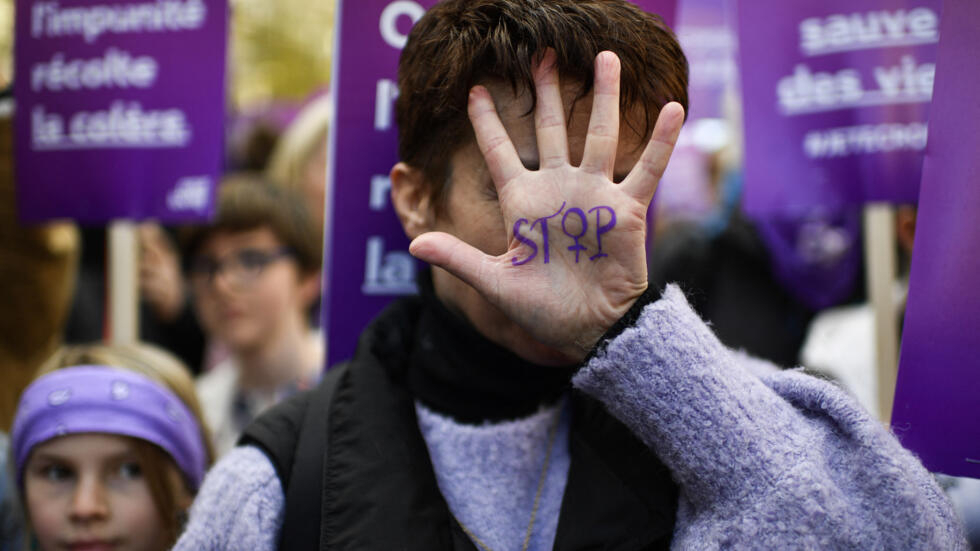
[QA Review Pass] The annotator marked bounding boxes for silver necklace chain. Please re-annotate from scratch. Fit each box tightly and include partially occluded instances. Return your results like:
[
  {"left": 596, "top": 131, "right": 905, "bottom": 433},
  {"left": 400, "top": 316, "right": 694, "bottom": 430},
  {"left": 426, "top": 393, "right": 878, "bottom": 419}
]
[{"left": 454, "top": 411, "right": 562, "bottom": 551}]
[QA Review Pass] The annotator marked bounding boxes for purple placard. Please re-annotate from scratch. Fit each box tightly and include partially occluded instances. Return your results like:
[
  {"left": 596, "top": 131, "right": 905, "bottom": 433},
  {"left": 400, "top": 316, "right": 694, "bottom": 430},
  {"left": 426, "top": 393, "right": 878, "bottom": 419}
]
[
  {"left": 736, "top": 1, "right": 940, "bottom": 216},
  {"left": 675, "top": 0, "right": 734, "bottom": 122},
  {"left": 324, "top": 0, "right": 677, "bottom": 367},
  {"left": 657, "top": 0, "right": 735, "bottom": 220},
  {"left": 14, "top": 0, "right": 228, "bottom": 223},
  {"left": 891, "top": 0, "right": 980, "bottom": 479}
]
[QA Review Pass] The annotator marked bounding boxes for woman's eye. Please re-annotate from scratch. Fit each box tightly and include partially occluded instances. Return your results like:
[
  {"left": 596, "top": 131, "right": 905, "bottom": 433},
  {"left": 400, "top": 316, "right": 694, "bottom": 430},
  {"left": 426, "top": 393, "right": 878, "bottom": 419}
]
[
  {"left": 40, "top": 464, "right": 73, "bottom": 482},
  {"left": 118, "top": 462, "right": 143, "bottom": 480},
  {"left": 237, "top": 250, "right": 269, "bottom": 269}
]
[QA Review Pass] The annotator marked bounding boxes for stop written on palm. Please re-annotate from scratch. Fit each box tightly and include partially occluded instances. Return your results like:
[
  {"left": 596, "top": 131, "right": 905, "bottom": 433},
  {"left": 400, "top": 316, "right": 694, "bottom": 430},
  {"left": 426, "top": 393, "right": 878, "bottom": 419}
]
[{"left": 402, "top": 49, "right": 685, "bottom": 363}]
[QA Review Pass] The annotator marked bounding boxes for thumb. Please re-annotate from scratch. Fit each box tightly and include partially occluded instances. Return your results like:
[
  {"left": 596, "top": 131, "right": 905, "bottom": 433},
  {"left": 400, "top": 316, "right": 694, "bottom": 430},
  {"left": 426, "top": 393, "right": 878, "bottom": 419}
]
[{"left": 409, "top": 231, "right": 499, "bottom": 297}]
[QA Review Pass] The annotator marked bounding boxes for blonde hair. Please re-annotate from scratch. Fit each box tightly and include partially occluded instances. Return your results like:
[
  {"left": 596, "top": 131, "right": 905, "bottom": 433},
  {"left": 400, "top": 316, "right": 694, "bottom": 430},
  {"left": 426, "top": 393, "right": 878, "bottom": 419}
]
[
  {"left": 265, "top": 94, "right": 331, "bottom": 194},
  {"left": 37, "top": 343, "right": 215, "bottom": 463},
  {"left": 33, "top": 342, "right": 215, "bottom": 546}
]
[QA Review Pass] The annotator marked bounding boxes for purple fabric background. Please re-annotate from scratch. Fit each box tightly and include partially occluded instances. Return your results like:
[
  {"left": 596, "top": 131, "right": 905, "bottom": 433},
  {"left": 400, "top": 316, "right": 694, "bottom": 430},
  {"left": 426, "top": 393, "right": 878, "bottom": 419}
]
[
  {"left": 891, "top": 0, "right": 980, "bottom": 479},
  {"left": 754, "top": 209, "right": 862, "bottom": 311},
  {"left": 14, "top": 0, "right": 228, "bottom": 223},
  {"left": 736, "top": 0, "right": 939, "bottom": 216},
  {"left": 656, "top": 0, "right": 735, "bottom": 220},
  {"left": 324, "top": 0, "right": 677, "bottom": 367},
  {"left": 675, "top": 0, "right": 732, "bottom": 122}
]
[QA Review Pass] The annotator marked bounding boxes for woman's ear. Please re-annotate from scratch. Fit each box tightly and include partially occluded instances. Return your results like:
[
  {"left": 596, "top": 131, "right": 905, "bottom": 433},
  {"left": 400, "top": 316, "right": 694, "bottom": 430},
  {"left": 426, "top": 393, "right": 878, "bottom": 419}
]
[
  {"left": 390, "top": 162, "right": 435, "bottom": 239},
  {"left": 298, "top": 270, "right": 322, "bottom": 308}
]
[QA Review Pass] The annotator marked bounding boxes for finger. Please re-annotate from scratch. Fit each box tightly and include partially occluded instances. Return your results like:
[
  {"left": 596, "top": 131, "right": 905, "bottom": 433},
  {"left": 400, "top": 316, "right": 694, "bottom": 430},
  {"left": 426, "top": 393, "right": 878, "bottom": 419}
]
[
  {"left": 621, "top": 101, "right": 685, "bottom": 204},
  {"left": 138, "top": 275, "right": 160, "bottom": 298},
  {"left": 140, "top": 269, "right": 172, "bottom": 289},
  {"left": 138, "top": 223, "right": 162, "bottom": 248},
  {"left": 139, "top": 231, "right": 168, "bottom": 264},
  {"left": 580, "top": 51, "right": 620, "bottom": 178},
  {"left": 533, "top": 48, "right": 568, "bottom": 169},
  {"left": 139, "top": 264, "right": 156, "bottom": 280},
  {"left": 140, "top": 244, "right": 160, "bottom": 266},
  {"left": 468, "top": 85, "right": 525, "bottom": 190},
  {"left": 409, "top": 231, "right": 500, "bottom": 301},
  {"left": 138, "top": 252, "right": 157, "bottom": 273}
]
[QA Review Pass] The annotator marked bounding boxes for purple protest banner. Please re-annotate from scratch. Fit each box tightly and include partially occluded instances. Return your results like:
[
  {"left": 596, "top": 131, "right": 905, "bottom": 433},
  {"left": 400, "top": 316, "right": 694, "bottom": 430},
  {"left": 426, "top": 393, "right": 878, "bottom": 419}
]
[
  {"left": 14, "top": 0, "right": 228, "bottom": 223},
  {"left": 736, "top": 1, "right": 940, "bottom": 216},
  {"left": 324, "top": 0, "right": 677, "bottom": 367},
  {"left": 675, "top": 0, "right": 733, "bottom": 122},
  {"left": 891, "top": 0, "right": 980, "bottom": 479},
  {"left": 656, "top": 0, "right": 736, "bottom": 221}
]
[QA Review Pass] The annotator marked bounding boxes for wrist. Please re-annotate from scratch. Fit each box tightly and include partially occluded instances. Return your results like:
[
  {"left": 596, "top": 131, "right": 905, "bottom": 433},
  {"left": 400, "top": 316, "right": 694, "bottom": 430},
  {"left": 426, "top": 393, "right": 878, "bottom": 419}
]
[{"left": 581, "top": 285, "right": 661, "bottom": 364}]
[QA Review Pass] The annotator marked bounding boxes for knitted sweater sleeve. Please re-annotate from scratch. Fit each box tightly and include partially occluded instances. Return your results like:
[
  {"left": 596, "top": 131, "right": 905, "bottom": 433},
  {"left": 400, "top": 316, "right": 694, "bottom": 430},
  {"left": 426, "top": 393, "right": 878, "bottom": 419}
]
[
  {"left": 172, "top": 446, "right": 284, "bottom": 551},
  {"left": 573, "top": 285, "right": 967, "bottom": 550}
]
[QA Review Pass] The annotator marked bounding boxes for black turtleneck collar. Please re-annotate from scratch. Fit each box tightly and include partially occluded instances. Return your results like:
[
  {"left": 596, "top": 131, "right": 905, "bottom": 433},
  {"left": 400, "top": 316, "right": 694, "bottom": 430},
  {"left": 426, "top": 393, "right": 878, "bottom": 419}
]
[{"left": 406, "top": 269, "right": 580, "bottom": 424}]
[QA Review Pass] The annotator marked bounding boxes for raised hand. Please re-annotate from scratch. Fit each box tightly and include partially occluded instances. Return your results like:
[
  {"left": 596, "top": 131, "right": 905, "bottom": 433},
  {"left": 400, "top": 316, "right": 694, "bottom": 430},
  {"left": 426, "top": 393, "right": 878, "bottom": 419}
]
[
  {"left": 138, "top": 222, "right": 186, "bottom": 322},
  {"left": 409, "top": 50, "right": 684, "bottom": 362}
]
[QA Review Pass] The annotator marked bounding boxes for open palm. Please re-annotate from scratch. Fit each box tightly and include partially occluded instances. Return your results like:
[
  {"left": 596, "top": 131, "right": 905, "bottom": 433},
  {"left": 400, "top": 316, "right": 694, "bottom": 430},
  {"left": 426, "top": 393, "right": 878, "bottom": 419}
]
[{"left": 410, "top": 50, "right": 684, "bottom": 361}]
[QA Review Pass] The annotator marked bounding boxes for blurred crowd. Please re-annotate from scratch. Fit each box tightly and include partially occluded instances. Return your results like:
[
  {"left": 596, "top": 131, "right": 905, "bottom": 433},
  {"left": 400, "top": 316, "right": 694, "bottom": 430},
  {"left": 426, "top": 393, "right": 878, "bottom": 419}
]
[{"left": 0, "top": 90, "right": 332, "bottom": 549}]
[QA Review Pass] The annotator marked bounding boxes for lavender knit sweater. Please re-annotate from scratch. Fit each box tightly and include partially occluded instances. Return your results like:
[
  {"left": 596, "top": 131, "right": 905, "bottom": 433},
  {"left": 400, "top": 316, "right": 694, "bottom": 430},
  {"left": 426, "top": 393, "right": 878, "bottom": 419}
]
[{"left": 174, "top": 286, "right": 966, "bottom": 550}]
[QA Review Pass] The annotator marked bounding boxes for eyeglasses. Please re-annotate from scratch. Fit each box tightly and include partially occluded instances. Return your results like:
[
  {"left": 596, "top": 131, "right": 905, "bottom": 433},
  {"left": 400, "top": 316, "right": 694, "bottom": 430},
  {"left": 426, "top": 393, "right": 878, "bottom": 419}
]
[{"left": 189, "top": 247, "right": 294, "bottom": 289}]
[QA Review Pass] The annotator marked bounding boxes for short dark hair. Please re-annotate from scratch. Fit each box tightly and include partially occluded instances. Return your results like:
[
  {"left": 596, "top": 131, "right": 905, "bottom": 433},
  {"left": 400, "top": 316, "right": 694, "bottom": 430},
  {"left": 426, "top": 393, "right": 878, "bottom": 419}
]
[
  {"left": 396, "top": 0, "right": 689, "bottom": 208},
  {"left": 181, "top": 174, "right": 322, "bottom": 274}
]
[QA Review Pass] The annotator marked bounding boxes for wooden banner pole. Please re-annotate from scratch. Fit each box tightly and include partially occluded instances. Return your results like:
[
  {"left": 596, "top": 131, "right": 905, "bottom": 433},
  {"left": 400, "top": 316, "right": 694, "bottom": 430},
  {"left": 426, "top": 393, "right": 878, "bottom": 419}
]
[
  {"left": 108, "top": 221, "right": 139, "bottom": 344},
  {"left": 863, "top": 203, "right": 899, "bottom": 423}
]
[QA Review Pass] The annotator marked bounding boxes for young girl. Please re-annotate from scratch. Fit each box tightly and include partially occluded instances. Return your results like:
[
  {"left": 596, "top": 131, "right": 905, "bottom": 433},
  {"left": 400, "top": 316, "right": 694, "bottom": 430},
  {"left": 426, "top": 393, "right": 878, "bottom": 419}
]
[{"left": 11, "top": 343, "right": 213, "bottom": 551}]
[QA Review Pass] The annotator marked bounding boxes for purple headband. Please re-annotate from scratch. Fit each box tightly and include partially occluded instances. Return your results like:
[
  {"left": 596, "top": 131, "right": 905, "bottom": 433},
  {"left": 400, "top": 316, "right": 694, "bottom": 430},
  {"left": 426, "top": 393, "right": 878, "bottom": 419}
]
[{"left": 11, "top": 366, "right": 207, "bottom": 490}]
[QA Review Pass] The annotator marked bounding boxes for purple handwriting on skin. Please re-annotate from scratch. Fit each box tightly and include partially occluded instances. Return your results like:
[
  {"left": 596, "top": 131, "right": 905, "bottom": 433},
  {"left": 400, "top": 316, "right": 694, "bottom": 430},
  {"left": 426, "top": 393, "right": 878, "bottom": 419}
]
[
  {"left": 511, "top": 218, "right": 538, "bottom": 266},
  {"left": 588, "top": 206, "right": 615, "bottom": 261},
  {"left": 513, "top": 202, "right": 566, "bottom": 265},
  {"left": 561, "top": 208, "right": 588, "bottom": 263},
  {"left": 512, "top": 202, "right": 617, "bottom": 265}
]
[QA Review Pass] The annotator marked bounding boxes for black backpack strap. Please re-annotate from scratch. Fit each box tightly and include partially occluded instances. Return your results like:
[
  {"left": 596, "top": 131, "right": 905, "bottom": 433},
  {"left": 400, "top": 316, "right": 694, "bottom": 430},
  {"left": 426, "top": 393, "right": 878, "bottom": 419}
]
[{"left": 238, "top": 363, "right": 349, "bottom": 550}]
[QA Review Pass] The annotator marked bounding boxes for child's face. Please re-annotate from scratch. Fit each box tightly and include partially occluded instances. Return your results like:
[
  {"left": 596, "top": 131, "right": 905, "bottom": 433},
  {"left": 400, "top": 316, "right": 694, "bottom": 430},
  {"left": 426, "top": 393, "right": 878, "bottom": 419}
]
[
  {"left": 24, "top": 434, "right": 170, "bottom": 551},
  {"left": 190, "top": 226, "right": 316, "bottom": 356}
]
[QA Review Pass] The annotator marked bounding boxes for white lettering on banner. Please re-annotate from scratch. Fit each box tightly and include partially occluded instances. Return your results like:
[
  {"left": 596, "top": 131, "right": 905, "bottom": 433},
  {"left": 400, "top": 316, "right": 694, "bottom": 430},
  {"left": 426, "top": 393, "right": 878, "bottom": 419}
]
[
  {"left": 802, "top": 122, "right": 928, "bottom": 159},
  {"left": 379, "top": 1, "right": 425, "bottom": 49},
  {"left": 363, "top": 236, "right": 417, "bottom": 295},
  {"left": 799, "top": 8, "right": 938, "bottom": 56},
  {"left": 370, "top": 175, "right": 391, "bottom": 211},
  {"left": 31, "top": 102, "right": 191, "bottom": 150},
  {"left": 167, "top": 176, "right": 211, "bottom": 211},
  {"left": 778, "top": 65, "right": 863, "bottom": 113},
  {"left": 374, "top": 79, "right": 399, "bottom": 131},
  {"left": 31, "top": 0, "right": 207, "bottom": 43},
  {"left": 31, "top": 49, "right": 158, "bottom": 92},
  {"left": 873, "top": 55, "right": 934, "bottom": 97},
  {"left": 31, "top": 107, "right": 64, "bottom": 147},
  {"left": 777, "top": 56, "right": 934, "bottom": 116},
  {"left": 677, "top": 27, "right": 736, "bottom": 87}
]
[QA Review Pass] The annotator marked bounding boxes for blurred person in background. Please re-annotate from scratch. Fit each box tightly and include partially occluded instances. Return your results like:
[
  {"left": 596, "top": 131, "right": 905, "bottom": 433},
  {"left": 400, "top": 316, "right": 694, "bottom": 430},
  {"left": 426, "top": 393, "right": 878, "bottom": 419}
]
[
  {"left": 801, "top": 205, "right": 917, "bottom": 415},
  {"left": 649, "top": 203, "right": 863, "bottom": 368},
  {"left": 266, "top": 92, "right": 331, "bottom": 236},
  {"left": 182, "top": 176, "right": 323, "bottom": 456},
  {"left": 799, "top": 205, "right": 980, "bottom": 548},
  {"left": 0, "top": 432, "right": 25, "bottom": 551},
  {"left": 137, "top": 222, "right": 209, "bottom": 374},
  {"left": 649, "top": 88, "right": 863, "bottom": 368},
  {"left": 63, "top": 222, "right": 210, "bottom": 375},
  {"left": 10, "top": 343, "right": 214, "bottom": 551},
  {"left": 0, "top": 95, "right": 80, "bottom": 432}
]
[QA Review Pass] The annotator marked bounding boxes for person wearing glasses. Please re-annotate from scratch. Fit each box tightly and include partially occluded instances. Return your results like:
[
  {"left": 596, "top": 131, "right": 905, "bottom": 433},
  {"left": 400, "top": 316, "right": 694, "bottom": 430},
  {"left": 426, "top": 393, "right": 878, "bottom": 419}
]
[{"left": 182, "top": 175, "right": 323, "bottom": 456}]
